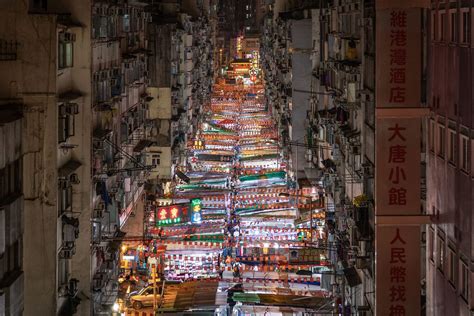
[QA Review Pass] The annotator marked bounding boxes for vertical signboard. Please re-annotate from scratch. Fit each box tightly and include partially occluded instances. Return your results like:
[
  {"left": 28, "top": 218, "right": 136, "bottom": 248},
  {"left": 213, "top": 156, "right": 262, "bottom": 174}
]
[
  {"left": 190, "top": 198, "right": 202, "bottom": 224},
  {"left": 375, "top": 1, "right": 428, "bottom": 315}
]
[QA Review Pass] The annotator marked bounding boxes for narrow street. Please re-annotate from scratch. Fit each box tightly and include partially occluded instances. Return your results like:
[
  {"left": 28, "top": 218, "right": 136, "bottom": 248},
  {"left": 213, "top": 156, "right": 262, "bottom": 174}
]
[{"left": 120, "top": 65, "right": 333, "bottom": 314}]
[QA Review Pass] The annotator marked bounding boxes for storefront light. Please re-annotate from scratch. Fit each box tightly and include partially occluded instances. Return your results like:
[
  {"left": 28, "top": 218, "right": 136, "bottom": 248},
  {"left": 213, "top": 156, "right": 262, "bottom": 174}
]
[{"left": 112, "top": 302, "right": 120, "bottom": 312}]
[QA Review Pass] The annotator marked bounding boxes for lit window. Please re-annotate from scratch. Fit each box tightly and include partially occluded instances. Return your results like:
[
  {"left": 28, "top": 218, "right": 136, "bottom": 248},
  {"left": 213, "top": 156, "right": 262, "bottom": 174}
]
[
  {"left": 448, "top": 129, "right": 456, "bottom": 163},
  {"left": 460, "top": 260, "right": 470, "bottom": 301},
  {"left": 460, "top": 9, "right": 471, "bottom": 44},
  {"left": 438, "top": 124, "right": 445, "bottom": 158},
  {"left": 58, "top": 32, "right": 74, "bottom": 69},
  {"left": 460, "top": 135, "right": 469, "bottom": 172}
]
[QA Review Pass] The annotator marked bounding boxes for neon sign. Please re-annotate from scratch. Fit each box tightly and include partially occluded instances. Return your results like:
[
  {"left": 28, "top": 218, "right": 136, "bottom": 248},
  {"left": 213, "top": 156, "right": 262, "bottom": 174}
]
[
  {"left": 190, "top": 198, "right": 202, "bottom": 224},
  {"left": 156, "top": 204, "right": 188, "bottom": 226}
]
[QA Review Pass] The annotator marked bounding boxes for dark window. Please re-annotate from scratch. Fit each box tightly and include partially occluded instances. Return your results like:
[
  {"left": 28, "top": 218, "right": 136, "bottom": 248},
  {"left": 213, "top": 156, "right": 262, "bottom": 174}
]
[
  {"left": 58, "top": 104, "right": 77, "bottom": 143},
  {"left": 461, "top": 10, "right": 471, "bottom": 44},
  {"left": 59, "top": 183, "right": 73, "bottom": 216}
]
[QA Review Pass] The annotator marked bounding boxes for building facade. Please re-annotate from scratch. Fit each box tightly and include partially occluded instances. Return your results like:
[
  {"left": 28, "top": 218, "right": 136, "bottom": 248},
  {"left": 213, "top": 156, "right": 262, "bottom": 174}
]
[
  {"left": 0, "top": 0, "right": 92, "bottom": 314},
  {"left": 426, "top": 1, "right": 474, "bottom": 315}
]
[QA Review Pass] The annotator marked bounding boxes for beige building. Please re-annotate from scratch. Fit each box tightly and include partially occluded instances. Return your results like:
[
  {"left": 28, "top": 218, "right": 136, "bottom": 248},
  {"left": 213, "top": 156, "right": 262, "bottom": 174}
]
[{"left": 0, "top": 0, "right": 92, "bottom": 315}]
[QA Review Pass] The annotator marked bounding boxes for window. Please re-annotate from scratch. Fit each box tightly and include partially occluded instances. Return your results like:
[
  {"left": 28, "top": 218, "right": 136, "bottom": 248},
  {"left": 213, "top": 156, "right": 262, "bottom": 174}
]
[
  {"left": 151, "top": 154, "right": 161, "bottom": 166},
  {"left": 450, "top": 11, "right": 458, "bottom": 42},
  {"left": 428, "top": 227, "right": 434, "bottom": 262},
  {"left": 448, "top": 129, "right": 456, "bottom": 163},
  {"left": 437, "top": 235, "right": 445, "bottom": 273},
  {"left": 460, "top": 9, "right": 471, "bottom": 44},
  {"left": 448, "top": 248, "right": 456, "bottom": 285},
  {"left": 429, "top": 120, "right": 436, "bottom": 152},
  {"left": 460, "top": 135, "right": 469, "bottom": 172},
  {"left": 440, "top": 11, "right": 447, "bottom": 41},
  {"left": 58, "top": 258, "right": 69, "bottom": 286},
  {"left": 431, "top": 11, "right": 438, "bottom": 41},
  {"left": 0, "top": 160, "right": 22, "bottom": 200},
  {"left": 59, "top": 183, "right": 73, "bottom": 216},
  {"left": 58, "top": 32, "right": 74, "bottom": 69},
  {"left": 460, "top": 260, "right": 470, "bottom": 301},
  {"left": 123, "top": 14, "right": 130, "bottom": 32},
  {"left": 438, "top": 124, "right": 445, "bottom": 158},
  {"left": 58, "top": 103, "right": 78, "bottom": 143},
  {"left": 29, "top": 0, "right": 47, "bottom": 11}
]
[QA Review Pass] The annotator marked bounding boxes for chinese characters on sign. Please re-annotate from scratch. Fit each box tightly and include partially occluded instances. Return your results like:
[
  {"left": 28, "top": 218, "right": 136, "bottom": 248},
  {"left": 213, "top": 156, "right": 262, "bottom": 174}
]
[
  {"left": 387, "top": 123, "right": 407, "bottom": 205},
  {"left": 375, "top": 3, "right": 425, "bottom": 315},
  {"left": 376, "top": 8, "right": 421, "bottom": 107},
  {"left": 389, "top": 11, "right": 407, "bottom": 103},
  {"left": 156, "top": 204, "right": 188, "bottom": 226},
  {"left": 376, "top": 226, "right": 420, "bottom": 315},
  {"left": 376, "top": 119, "right": 420, "bottom": 214},
  {"left": 389, "top": 228, "right": 407, "bottom": 314}
]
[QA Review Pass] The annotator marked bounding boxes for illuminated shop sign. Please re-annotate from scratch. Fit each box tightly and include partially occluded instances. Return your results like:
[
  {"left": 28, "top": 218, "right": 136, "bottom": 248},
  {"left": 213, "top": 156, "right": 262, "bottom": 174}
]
[
  {"left": 190, "top": 198, "right": 202, "bottom": 224},
  {"left": 156, "top": 204, "right": 188, "bottom": 226}
]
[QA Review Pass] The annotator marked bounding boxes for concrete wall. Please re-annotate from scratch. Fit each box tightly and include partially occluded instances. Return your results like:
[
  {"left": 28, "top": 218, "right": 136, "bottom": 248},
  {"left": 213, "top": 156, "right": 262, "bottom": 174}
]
[
  {"left": 148, "top": 87, "right": 172, "bottom": 120},
  {"left": 290, "top": 19, "right": 312, "bottom": 181}
]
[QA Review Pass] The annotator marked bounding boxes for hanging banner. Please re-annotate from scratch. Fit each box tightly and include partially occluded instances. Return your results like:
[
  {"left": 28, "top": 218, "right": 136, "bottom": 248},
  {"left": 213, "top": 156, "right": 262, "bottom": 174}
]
[
  {"left": 375, "top": 8, "right": 421, "bottom": 107},
  {"left": 375, "top": 2, "right": 426, "bottom": 316}
]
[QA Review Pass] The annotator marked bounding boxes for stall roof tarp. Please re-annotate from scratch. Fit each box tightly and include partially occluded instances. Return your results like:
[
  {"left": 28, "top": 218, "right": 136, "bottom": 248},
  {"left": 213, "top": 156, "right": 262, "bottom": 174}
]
[{"left": 233, "top": 293, "right": 330, "bottom": 309}]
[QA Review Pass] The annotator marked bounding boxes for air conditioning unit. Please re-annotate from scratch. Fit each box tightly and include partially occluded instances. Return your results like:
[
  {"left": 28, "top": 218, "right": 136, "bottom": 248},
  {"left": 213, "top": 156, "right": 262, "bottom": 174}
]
[{"left": 69, "top": 173, "right": 80, "bottom": 184}]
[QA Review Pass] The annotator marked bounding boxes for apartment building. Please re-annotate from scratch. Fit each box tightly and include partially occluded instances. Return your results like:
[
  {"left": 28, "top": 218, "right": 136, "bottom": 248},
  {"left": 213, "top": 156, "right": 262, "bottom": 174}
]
[
  {"left": 0, "top": 0, "right": 92, "bottom": 314},
  {"left": 426, "top": 1, "right": 474, "bottom": 315},
  {"left": 0, "top": 105, "right": 23, "bottom": 315},
  {"left": 263, "top": 0, "right": 377, "bottom": 312},
  {"left": 308, "top": 1, "right": 377, "bottom": 312},
  {"left": 90, "top": 0, "right": 152, "bottom": 313}
]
